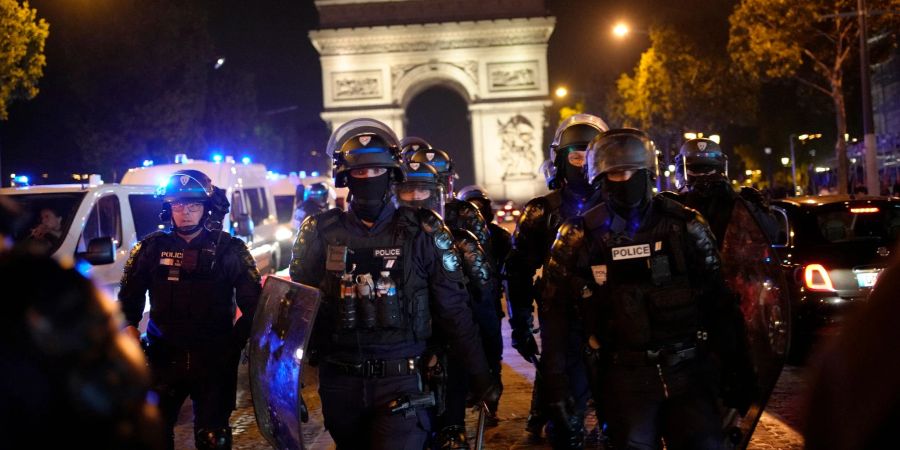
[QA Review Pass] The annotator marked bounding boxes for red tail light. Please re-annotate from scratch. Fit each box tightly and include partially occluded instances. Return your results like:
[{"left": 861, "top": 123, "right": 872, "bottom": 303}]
[
  {"left": 850, "top": 207, "right": 879, "bottom": 214},
  {"left": 804, "top": 264, "right": 835, "bottom": 291}
]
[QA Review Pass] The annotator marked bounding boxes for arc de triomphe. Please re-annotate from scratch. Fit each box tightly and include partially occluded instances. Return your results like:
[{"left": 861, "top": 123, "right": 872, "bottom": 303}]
[{"left": 309, "top": 0, "right": 555, "bottom": 202}]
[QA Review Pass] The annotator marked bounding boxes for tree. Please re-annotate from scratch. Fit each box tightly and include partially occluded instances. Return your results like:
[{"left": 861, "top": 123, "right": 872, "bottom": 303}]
[
  {"left": 613, "top": 27, "right": 756, "bottom": 170},
  {"left": 0, "top": 0, "right": 49, "bottom": 120},
  {"left": 729, "top": 0, "right": 899, "bottom": 194}
]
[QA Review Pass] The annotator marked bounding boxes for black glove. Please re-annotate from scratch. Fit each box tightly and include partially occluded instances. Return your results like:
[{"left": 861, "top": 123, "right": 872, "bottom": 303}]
[
  {"left": 546, "top": 398, "right": 585, "bottom": 450},
  {"left": 511, "top": 325, "right": 540, "bottom": 363},
  {"left": 469, "top": 372, "right": 501, "bottom": 407}
]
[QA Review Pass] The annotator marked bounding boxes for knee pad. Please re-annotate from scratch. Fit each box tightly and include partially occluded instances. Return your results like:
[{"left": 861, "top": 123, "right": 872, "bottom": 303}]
[{"left": 195, "top": 427, "right": 232, "bottom": 450}]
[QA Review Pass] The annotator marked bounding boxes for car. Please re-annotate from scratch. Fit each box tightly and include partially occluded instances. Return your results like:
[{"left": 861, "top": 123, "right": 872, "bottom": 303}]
[
  {"left": 770, "top": 195, "right": 900, "bottom": 360},
  {"left": 122, "top": 159, "right": 281, "bottom": 274},
  {"left": 1, "top": 181, "right": 166, "bottom": 330}
]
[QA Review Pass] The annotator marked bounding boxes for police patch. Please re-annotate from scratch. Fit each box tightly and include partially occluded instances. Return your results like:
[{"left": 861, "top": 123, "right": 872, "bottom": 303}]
[
  {"left": 697, "top": 141, "right": 707, "bottom": 151},
  {"left": 180, "top": 175, "right": 190, "bottom": 186},
  {"left": 611, "top": 244, "right": 652, "bottom": 260},
  {"left": 591, "top": 265, "right": 607, "bottom": 285},
  {"left": 373, "top": 247, "right": 402, "bottom": 258},
  {"left": 410, "top": 162, "right": 420, "bottom": 170},
  {"left": 359, "top": 135, "right": 371, "bottom": 146},
  {"left": 426, "top": 152, "right": 435, "bottom": 161}
]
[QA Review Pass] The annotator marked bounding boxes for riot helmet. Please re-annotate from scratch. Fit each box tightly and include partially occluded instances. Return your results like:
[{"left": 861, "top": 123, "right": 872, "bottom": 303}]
[
  {"left": 400, "top": 136, "right": 432, "bottom": 163},
  {"left": 395, "top": 161, "right": 445, "bottom": 216},
  {"left": 675, "top": 138, "right": 728, "bottom": 190},
  {"left": 159, "top": 169, "right": 228, "bottom": 233},
  {"left": 326, "top": 118, "right": 404, "bottom": 188},
  {"left": 547, "top": 114, "right": 609, "bottom": 191},
  {"left": 457, "top": 184, "right": 493, "bottom": 222},
  {"left": 409, "top": 148, "right": 455, "bottom": 199},
  {"left": 304, "top": 182, "right": 332, "bottom": 209},
  {"left": 587, "top": 128, "right": 658, "bottom": 212}
]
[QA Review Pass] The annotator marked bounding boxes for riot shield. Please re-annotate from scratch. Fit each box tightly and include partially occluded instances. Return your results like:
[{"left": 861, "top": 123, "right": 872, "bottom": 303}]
[
  {"left": 719, "top": 199, "right": 791, "bottom": 449},
  {"left": 249, "top": 276, "right": 322, "bottom": 450}
]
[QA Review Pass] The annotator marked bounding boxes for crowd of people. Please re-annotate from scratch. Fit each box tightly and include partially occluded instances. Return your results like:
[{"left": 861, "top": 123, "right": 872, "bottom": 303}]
[{"left": 1, "top": 114, "right": 898, "bottom": 450}]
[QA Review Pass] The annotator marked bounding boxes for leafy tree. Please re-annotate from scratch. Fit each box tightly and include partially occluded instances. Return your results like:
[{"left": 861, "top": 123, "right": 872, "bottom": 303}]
[
  {"left": 0, "top": 0, "right": 48, "bottom": 120},
  {"left": 613, "top": 27, "right": 757, "bottom": 173},
  {"left": 729, "top": 0, "right": 899, "bottom": 194}
]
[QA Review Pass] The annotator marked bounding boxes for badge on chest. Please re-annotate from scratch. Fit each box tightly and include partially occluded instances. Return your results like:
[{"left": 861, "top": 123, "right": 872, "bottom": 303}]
[
  {"left": 610, "top": 243, "right": 651, "bottom": 260},
  {"left": 374, "top": 247, "right": 402, "bottom": 269}
]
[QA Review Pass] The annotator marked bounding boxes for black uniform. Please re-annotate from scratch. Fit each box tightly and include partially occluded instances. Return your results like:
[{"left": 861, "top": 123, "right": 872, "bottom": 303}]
[
  {"left": 120, "top": 229, "right": 261, "bottom": 449},
  {"left": 541, "top": 195, "right": 740, "bottom": 449},
  {"left": 503, "top": 188, "right": 593, "bottom": 430},
  {"left": 290, "top": 202, "right": 491, "bottom": 450},
  {"left": 676, "top": 182, "right": 779, "bottom": 246}
]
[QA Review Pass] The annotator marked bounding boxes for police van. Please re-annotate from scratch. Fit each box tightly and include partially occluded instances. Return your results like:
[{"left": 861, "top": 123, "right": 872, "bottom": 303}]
[
  {"left": 121, "top": 157, "right": 281, "bottom": 274},
  {"left": 1, "top": 179, "right": 165, "bottom": 306}
]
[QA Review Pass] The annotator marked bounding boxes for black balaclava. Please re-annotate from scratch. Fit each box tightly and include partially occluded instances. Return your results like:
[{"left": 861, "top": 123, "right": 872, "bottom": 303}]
[
  {"left": 564, "top": 159, "right": 592, "bottom": 196},
  {"left": 602, "top": 170, "right": 652, "bottom": 215},
  {"left": 348, "top": 172, "right": 392, "bottom": 222}
]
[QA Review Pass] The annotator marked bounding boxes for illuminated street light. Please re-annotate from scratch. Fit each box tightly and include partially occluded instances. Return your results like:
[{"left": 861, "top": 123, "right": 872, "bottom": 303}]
[
  {"left": 781, "top": 157, "right": 790, "bottom": 166},
  {"left": 214, "top": 57, "right": 226, "bottom": 70},
  {"left": 708, "top": 134, "right": 721, "bottom": 144},
  {"left": 684, "top": 132, "right": 698, "bottom": 140},
  {"left": 613, "top": 22, "right": 630, "bottom": 38},
  {"left": 667, "top": 164, "right": 676, "bottom": 173},
  {"left": 555, "top": 86, "right": 568, "bottom": 98}
]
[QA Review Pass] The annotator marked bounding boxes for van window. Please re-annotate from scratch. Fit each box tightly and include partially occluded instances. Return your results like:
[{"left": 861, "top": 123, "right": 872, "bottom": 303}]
[
  {"left": 244, "top": 188, "right": 269, "bottom": 224},
  {"left": 129, "top": 194, "right": 167, "bottom": 239},
  {"left": 274, "top": 195, "right": 294, "bottom": 223},
  {"left": 78, "top": 195, "right": 122, "bottom": 252}
]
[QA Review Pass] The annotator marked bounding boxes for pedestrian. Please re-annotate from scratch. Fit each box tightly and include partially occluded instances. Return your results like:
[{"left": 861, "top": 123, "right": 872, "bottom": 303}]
[
  {"left": 289, "top": 118, "right": 499, "bottom": 450},
  {"left": 119, "top": 169, "right": 261, "bottom": 450},
  {"left": 504, "top": 113, "right": 608, "bottom": 446},
  {"left": 541, "top": 128, "right": 753, "bottom": 449}
]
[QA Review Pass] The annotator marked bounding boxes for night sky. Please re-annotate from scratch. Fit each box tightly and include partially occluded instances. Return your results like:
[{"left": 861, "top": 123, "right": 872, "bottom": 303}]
[{"left": 1, "top": 0, "right": 840, "bottom": 184}]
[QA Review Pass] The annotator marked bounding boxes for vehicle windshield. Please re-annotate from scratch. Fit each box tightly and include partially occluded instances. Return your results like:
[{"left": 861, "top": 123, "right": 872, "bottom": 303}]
[
  {"left": 812, "top": 203, "right": 900, "bottom": 244},
  {"left": 6, "top": 192, "right": 86, "bottom": 254}
]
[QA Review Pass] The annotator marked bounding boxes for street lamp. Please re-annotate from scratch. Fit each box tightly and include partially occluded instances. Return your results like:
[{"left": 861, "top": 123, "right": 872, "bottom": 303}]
[
  {"left": 613, "top": 22, "right": 630, "bottom": 38},
  {"left": 781, "top": 157, "right": 791, "bottom": 167},
  {"left": 555, "top": 86, "right": 569, "bottom": 99}
]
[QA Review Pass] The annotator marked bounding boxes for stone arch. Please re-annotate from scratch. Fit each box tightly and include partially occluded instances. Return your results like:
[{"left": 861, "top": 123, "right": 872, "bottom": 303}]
[{"left": 393, "top": 62, "right": 478, "bottom": 108}]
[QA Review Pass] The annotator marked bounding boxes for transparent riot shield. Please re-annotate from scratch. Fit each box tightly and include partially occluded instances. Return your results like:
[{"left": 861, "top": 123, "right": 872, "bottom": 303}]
[
  {"left": 719, "top": 199, "right": 791, "bottom": 449},
  {"left": 249, "top": 276, "right": 322, "bottom": 450}
]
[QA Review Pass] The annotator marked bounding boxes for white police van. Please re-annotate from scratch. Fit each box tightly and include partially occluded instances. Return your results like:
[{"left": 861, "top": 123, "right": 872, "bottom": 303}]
[
  {"left": 1, "top": 179, "right": 165, "bottom": 325},
  {"left": 121, "top": 156, "right": 281, "bottom": 274}
]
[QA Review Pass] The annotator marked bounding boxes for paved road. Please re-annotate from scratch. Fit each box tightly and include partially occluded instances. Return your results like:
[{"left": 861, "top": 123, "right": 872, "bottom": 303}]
[{"left": 174, "top": 317, "right": 808, "bottom": 449}]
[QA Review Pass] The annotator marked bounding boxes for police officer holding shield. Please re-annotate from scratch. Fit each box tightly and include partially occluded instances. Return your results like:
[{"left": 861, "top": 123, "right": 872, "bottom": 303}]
[
  {"left": 120, "top": 170, "right": 262, "bottom": 450},
  {"left": 503, "top": 114, "right": 608, "bottom": 442},
  {"left": 289, "top": 119, "right": 497, "bottom": 449},
  {"left": 672, "top": 138, "right": 779, "bottom": 244},
  {"left": 541, "top": 129, "right": 749, "bottom": 449}
]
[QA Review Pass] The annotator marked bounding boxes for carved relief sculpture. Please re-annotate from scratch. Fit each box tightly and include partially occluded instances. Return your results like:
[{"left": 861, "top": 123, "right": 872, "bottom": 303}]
[{"left": 498, "top": 115, "right": 537, "bottom": 181}]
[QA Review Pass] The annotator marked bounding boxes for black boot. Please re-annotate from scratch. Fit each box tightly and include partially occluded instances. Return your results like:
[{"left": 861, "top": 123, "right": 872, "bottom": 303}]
[{"left": 435, "top": 425, "right": 469, "bottom": 450}]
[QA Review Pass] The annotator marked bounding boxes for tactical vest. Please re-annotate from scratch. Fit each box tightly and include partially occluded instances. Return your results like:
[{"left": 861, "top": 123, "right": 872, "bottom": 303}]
[
  {"left": 583, "top": 200, "right": 701, "bottom": 351},
  {"left": 146, "top": 231, "right": 234, "bottom": 346},
  {"left": 316, "top": 208, "right": 432, "bottom": 348}
]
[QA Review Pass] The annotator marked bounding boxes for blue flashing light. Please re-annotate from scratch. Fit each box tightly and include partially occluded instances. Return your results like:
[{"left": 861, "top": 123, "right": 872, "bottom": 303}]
[
  {"left": 142, "top": 159, "right": 154, "bottom": 167},
  {"left": 15, "top": 175, "right": 29, "bottom": 184},
  {"left": 75, "top": 259, "right": 93, "bottom": 277},
  {"left": 212, "top": 154, "right": 223, "bottom": 163},
  {"left": 311, "top": 171, "right": 319, "bottom": 177},
  {"left": 299, "top": 171, "right": 307, "bottom": 178},
  {"left": 241, "top": 156, "right": 251, "bottom": 165}
]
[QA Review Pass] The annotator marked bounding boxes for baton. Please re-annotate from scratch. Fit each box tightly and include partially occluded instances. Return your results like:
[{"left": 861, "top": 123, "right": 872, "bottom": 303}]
[{"left": 474, "top": 401, "right": 488, "bottom": 450}]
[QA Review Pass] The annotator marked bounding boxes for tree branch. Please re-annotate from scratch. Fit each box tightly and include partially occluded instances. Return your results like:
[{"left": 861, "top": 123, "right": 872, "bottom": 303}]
[{"left": 793, "top": 75, "right": 833, "bottom": 97}]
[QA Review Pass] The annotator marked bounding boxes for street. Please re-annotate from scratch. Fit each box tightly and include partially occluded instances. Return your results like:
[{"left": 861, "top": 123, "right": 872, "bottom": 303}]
[{"left": 174, "top": 317, "right": 807, "bottom": 450}]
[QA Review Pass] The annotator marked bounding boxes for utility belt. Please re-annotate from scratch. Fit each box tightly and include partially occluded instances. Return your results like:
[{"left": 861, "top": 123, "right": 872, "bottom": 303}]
[
  {"left": 610, "top": 341, "right": 703, "bottom": 367},
  {"left": 324, "top": 356, "right": 421, "bottom": 378}
]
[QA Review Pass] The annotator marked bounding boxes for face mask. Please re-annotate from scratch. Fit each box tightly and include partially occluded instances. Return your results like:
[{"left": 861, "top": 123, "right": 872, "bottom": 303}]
[
  {"left": 565, "top": 162, "right": 591, "bottom": 195},
  {"left": 603, "top": 171, "right": 650, "bottom": 211},
  {"left": 348, "top": 173, "right": 391, "bottom": 222}
]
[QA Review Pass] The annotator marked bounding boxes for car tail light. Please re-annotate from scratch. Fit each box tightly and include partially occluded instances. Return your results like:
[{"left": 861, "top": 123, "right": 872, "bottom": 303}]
[
  {"left": 804, "top": 264, "right": 835, "bottom": 291},
  {"left": 850, "top": 207, "right": 879, "bottom": 214}
]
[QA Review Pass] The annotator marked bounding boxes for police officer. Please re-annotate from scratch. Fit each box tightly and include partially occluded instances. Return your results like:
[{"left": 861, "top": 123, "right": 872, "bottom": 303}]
[
  {"left": 400, "top": 135, "right": 432, "bottom": 163},
  {"left": 396, "top": 161, "right": 501, "bottom": 446},
  {"left": 289, "top": 119, "right": 498, "bottom": 450},
  {"left": 541, "top": 128, "right": 750, "bottom": 449},
  {"left": 458, "top": 185, "right": 511, "bottom": 273},
  {"left": 672, "top": 138, "right": 779, "bottom": 244},
  {"left": 503, "top": 113, "right": 608, "bottom": 439},
  {"left": 293, "top": 182, "right": 333, "bottom": 227},
  {"left": 120, "top": 170, "right": 262, "bottom": 450}
]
